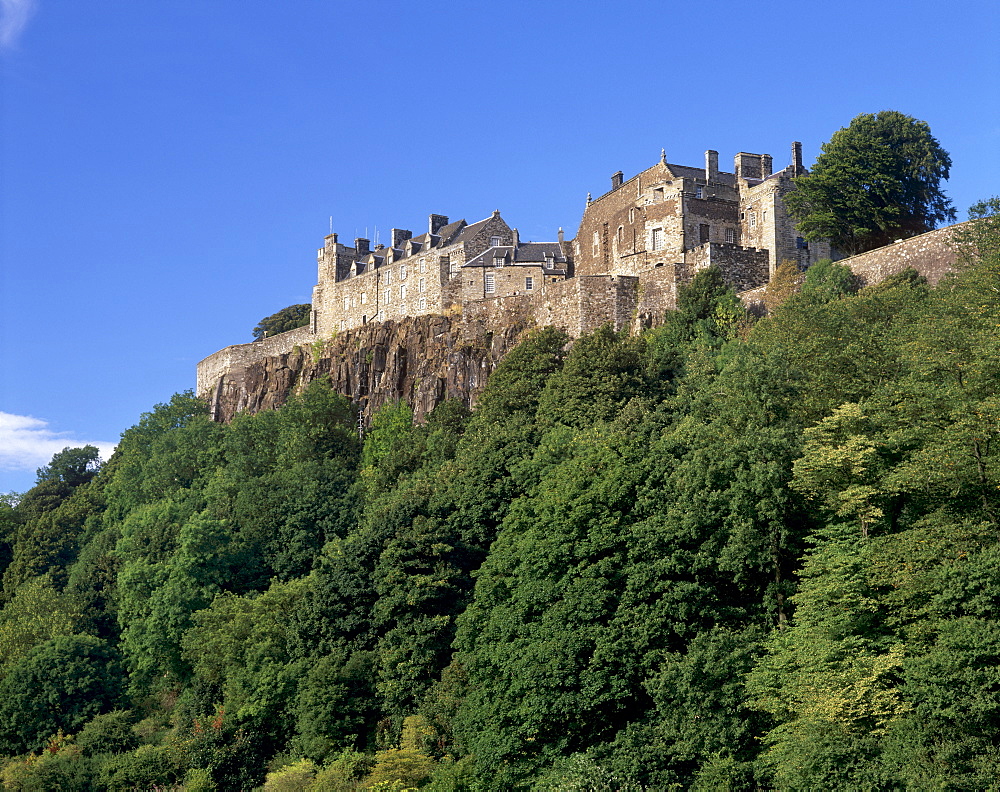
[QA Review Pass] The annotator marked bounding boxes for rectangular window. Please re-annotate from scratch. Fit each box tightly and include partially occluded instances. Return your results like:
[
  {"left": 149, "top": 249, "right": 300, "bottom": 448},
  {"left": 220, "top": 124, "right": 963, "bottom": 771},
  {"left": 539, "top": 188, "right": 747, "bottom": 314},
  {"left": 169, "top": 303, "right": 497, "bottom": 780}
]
[
  {"left": 699, "top": 224, "right": 710, "bottom": 244},
  {"left": 400, "top": 285, "right": 407, "bottom": 301},
  {"left": 418, "top": 277, "right": 425, "bottom": 293},
  {"left": 418, "top": 297, "right": 427, "bottom": 309},
  {"left": 725, "top": 227, "right": 736, "bottom": 244},
  {"left": 361, "top": 292, "right": 367, "bottom": 304},
  {"left": 651, "top": 227, "right": 663, "bottom": 251},
  {"left": 343, "top": 297, "right": 350, "bottom": 311},
  {"left": 490, "top": 235, "right": 502, "bottom": 247},
  {"left": 749, "top": 212, "right": 757, "bottom": 229},
  {"left": 339, "top": 319, "right": 346, "bottom": 331},
  {"left": 384, "top": 289, "right": 391, "bottom": 303},
  {"left": 525, "top": 276, "right": 534, "bottom": 291},
  {"left": 485, "top": 273, "right": 496, "bottom": 294},
  {"left": 695, "top": 186, "right": 704, "bottom": 199},
  {"left": 400, "top": 265, "right": 407, "bottom": 280},
  {"left": 385, "top": 270, "right": 391, "bottom": 284},
  {"left": 419, "top": 259, "right": 426, "bottom": 273}
]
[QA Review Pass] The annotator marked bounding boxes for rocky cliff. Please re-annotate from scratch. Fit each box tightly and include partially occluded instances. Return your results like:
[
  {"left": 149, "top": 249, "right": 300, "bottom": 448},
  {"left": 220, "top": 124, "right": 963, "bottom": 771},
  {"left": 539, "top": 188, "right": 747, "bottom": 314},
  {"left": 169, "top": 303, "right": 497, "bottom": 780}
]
[{"left": 202, "top": 314, "right": 533, "bottom": 424}]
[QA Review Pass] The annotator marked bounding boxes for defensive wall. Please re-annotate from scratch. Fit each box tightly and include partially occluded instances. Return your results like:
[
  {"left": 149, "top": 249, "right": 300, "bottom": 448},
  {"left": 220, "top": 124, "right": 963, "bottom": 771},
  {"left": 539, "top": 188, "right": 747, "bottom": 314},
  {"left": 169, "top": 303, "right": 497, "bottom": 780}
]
[
  {"left": 197, "top": 324, "right": 314, "bottom": 405},
  {"left": 835, "top": 222, "right": 968, "bottom": 287}
]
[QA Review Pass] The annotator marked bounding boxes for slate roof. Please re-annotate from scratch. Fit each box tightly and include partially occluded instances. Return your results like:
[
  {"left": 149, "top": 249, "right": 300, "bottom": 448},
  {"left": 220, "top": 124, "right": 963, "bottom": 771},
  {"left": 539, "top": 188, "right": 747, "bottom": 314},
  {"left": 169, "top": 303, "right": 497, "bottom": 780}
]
[
  {"left": 452, "top": 216, "right": 494, "bottom": 246},
  {"left": 463, "top": 242, "right": 568, "bottom": 270}
]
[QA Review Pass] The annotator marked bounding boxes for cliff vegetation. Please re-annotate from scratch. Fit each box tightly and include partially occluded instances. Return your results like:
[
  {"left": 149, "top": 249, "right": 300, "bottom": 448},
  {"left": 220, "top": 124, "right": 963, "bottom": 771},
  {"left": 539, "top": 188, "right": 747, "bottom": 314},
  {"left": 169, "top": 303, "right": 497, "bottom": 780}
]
[{"left": 0, "top": 209, "right": 997, "bottom": 790}]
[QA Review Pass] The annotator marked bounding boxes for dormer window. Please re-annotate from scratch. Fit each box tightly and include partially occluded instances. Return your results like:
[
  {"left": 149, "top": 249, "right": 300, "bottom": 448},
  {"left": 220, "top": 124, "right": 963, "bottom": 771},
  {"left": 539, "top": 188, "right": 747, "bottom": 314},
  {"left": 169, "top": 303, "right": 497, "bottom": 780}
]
[
  {"left": 544, "top": 255, "right": 554, "bottom": 269},
  {"left": 490, "top": 235, "right": 503, "bottom": 247},
  {"left": 494, "top": 253, "right": 506, "bottom": 268}
]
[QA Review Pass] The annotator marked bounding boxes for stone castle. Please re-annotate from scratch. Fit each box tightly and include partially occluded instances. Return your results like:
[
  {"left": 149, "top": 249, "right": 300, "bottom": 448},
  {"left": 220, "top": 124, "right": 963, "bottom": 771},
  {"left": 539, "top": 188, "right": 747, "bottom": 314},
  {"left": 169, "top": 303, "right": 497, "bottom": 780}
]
[
  {"left": 308, "top": 142, "right": 828, "bottom": 340},
  {"left": 197, "top": 140, "right": 965, "bottom": 415}
]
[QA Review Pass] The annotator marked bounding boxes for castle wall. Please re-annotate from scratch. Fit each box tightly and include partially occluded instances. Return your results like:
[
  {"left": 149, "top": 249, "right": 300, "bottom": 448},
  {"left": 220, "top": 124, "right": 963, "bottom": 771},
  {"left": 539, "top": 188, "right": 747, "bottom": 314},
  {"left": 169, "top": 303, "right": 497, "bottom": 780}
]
[
  {"left": 527, "top": 275, "right": 638, "bottom": 336},
  {"left": 836, "top": 223, "right": 966, "bottom": 286},
  {"left": 687, "top": 242, "right": 770, "bottom": 292},
  {"left": 196, "top": 324, "right": 314, "bottom": 403}
]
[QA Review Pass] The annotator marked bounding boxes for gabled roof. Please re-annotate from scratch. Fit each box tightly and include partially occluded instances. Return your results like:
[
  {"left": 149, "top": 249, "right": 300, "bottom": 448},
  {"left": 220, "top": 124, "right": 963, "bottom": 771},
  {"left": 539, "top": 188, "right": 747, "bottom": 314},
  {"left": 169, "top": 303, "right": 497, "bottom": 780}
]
[
  {"left": 436, "top": 219, "right": 466, "bottom": 244},
  {"left": 514, "top": 242, "right": 567, "bottom": 263},
  {"left": 453, "top": 212, "right": 504, "bottom": 246},
  {"left": 463, "top": 246, "right": 515, "bottom": 268}
]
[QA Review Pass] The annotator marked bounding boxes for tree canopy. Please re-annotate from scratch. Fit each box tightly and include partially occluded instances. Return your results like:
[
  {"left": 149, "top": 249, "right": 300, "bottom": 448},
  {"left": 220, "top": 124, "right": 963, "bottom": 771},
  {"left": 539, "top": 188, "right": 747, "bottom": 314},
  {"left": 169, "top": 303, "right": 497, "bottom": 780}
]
[
  {"left": 785, "top": 111, "right": 956, "bottom": 256},
  {"left": 252, "top": 304, "right": 311, "bottom": 341},
  {"left": 1, "top": 219, "right": 999, "bottom": 788}
]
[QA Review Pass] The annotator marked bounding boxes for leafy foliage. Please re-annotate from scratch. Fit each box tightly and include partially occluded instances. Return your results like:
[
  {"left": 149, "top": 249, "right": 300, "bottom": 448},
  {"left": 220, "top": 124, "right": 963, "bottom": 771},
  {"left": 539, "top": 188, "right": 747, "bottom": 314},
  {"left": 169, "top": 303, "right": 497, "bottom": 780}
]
[
  {"left": 0, "top": 212, "right": 997, "bottom": 788},
  {"left": 786, "top": 111, "right": 956, "bottom": 254},
  {"left": 252, "top": 304, "right": 312, "bottom": 341}
]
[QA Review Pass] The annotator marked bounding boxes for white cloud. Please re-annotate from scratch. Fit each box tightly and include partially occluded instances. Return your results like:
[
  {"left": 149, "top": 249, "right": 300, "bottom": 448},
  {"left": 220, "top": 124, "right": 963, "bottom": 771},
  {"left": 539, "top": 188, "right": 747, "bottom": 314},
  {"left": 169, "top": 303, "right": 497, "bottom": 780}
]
[
  {"left": 0, "top": 412, "right": 117, "bottom": 473},
  {"left": 0, "top": 0, "right": 37, "bottom": 51}
]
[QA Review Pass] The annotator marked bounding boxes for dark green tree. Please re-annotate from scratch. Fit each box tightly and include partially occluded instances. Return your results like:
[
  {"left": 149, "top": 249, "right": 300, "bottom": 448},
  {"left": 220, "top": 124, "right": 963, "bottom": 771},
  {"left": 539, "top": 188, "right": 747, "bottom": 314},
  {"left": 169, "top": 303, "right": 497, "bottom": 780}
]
[
  {"left": 35, "top": 445, "right": 103, "bottom": 488},
  {"left": 252, "top": 304, "right": 311, "bottom": 340},
  {"left": 786, "top": 111, "right": 956, "bottom": 255},
  {"left": 0, "top": 634, "right": 124, "bottom": 756}
]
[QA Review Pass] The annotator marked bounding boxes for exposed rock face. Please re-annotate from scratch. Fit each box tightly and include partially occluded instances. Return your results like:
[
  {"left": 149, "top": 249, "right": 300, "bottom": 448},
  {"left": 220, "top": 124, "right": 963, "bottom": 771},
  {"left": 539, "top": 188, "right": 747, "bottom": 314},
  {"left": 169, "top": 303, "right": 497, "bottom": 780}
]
[{"left": 205, "top": 314, "right": 532, "bottom": 424}]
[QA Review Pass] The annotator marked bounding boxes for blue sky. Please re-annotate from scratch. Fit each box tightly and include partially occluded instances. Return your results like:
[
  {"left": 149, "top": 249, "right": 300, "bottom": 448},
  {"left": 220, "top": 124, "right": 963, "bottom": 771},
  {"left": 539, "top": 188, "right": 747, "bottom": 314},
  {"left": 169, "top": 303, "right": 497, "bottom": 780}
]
[{"left": 1, "top": 0, "right": 998, "bottom": 493}]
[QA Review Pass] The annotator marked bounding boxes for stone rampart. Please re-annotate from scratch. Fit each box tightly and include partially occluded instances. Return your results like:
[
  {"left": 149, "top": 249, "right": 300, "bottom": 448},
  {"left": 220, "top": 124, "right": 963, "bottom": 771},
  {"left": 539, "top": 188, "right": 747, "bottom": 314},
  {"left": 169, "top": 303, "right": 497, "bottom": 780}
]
[
  {"left": 837, "top": 223, "right": 967, "bottom": 287},
  {"left": 197, "top": 324, "right": 314, "bottom": 398}
]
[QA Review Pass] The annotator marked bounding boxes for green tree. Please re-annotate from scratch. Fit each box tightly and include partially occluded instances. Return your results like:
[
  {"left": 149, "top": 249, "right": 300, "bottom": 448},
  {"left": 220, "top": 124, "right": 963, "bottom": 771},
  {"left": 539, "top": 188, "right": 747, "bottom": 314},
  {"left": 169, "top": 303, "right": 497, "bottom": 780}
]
[
  {"left": 786, "top": 111, "right": 956, "bottom": 255},
  {"left": 35, "top": 445, "right": 103, "bottom": 488},
  {"left": 252, "top": 304, "right": 312, "bottom": 340},
  {"left": 0, "top": 635, "right": 124, "bottom": 756}
]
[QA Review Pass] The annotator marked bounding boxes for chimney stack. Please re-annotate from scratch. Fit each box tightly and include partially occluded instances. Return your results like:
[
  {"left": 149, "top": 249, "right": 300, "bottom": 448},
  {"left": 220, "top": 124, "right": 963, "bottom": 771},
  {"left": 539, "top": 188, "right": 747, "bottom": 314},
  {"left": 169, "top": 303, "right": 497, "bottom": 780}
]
[
  {"left": 391, "top": 228, "right": 412, "bottom": 248},
  {"left": 355, "top": 237, "right": 370, "bottom": 256},
  {"left": 429, "top": 214, "right": 449, "bottom": 236},
  {"left": 792, "top": 142, "right": 803, "bottom": 176},
  {"left": 558, "top": 227, "right": 564, "bottom": 244},
  {"left": 761, "top": 154, "right": 773, "bottom": 178},
  {"left": 705, "top": 150, "right": 719, "bottom": 181},
  {"left": 611, "top": 171, "right": 624, "bottom": 189}
]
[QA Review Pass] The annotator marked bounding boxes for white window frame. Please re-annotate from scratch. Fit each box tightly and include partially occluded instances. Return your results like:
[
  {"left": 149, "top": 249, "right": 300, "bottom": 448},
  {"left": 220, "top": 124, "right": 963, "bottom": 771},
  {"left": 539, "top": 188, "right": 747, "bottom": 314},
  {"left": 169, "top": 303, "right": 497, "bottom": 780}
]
[
  {"left": 485, "top": 273, "right": 496, "bottom": 294},
  {"left": 651, "top": 227, "right": 663, "bottom": 251},
  {"left": 525, "top": 276, "right": 534, "bottom": 292},
  {"left": 343, "top": 297, "right": 350, "bottom": 311},
  {"left": 360, "top": 292, "right": 367, "bottom": 305},
  {"left": 419, "top": 259, "right": 426, "bottom": 273},
  {"left": 490, "top": 235, "right": 503, "bottom": 247},
  {"left": 418, "top": 277, "right": 425, "bottom": 293},
  {"left": 400, "top": 265, "right": 407, "bottom": 280},
  {"left": 400, "top": 285, "right": 407, "bottom": 301},
  {"left": 384, "top": 289, "right": 391, "bottom": 303},
  {"left": 418, "top": 296, "right": 427, "bottom": 310},
  {"left": 725, "top": 227, "right": 736, "bottom": 244}
]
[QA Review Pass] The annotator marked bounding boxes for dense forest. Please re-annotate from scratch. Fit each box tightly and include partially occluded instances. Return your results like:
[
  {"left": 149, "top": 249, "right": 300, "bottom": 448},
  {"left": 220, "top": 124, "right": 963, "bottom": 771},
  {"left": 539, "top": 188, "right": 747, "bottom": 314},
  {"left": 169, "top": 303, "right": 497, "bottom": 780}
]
[{"left": 1, "top": 210, "right": 997, "bottom": 790}]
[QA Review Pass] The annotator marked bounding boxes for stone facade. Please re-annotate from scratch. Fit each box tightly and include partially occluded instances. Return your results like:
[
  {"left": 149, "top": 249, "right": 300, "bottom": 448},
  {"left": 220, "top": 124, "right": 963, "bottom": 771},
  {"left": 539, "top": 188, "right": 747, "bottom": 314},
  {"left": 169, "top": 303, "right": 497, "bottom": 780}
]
[
  {"left": 571, "top": 144, "right": 830, "bottom": 322},
  {"left": 311, "top": 211, "right": 518, "bottom": 336}
]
